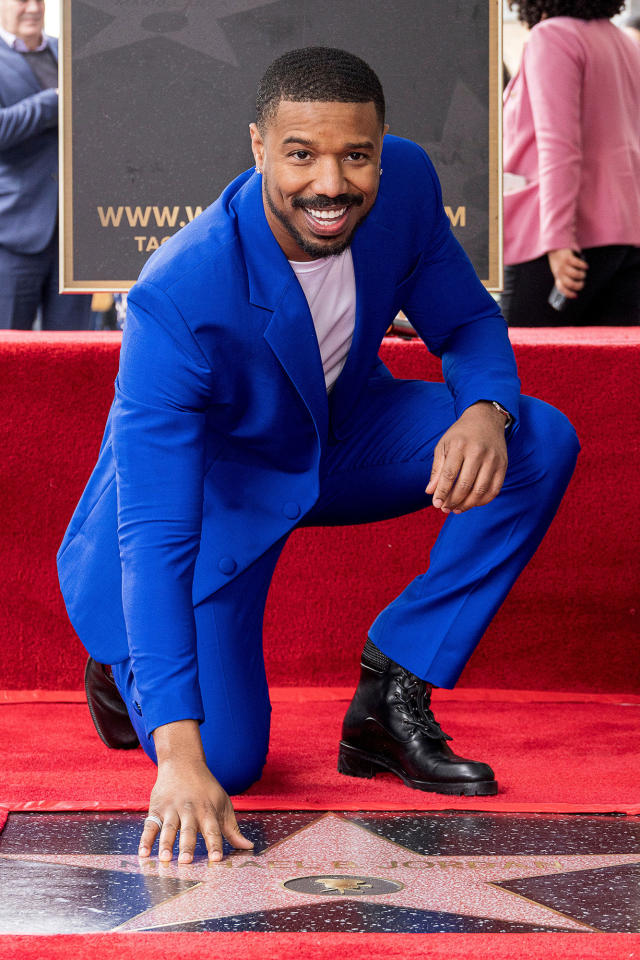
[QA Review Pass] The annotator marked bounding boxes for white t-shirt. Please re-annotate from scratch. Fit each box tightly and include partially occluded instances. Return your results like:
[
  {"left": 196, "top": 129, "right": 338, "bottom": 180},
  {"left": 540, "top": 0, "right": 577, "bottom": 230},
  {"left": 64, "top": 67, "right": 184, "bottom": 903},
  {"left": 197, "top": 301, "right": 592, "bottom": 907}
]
[{"left": 289, "top": 248, "right": 356, "bottom": 392}]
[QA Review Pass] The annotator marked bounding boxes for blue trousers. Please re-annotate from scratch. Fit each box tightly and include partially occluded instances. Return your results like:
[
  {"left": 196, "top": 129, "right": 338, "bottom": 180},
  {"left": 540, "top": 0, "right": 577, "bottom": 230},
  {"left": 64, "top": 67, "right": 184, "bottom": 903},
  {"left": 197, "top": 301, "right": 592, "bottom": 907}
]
[{"left": 112, "top": 378, "right": 579, "bottom": 795}]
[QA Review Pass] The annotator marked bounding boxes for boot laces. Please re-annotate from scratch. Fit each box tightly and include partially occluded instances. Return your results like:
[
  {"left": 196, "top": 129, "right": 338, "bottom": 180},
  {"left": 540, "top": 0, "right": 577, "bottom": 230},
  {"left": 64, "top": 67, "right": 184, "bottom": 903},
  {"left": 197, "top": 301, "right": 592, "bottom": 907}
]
[{"left": 393, "top": 671, "right": 452, "bottom": 741}]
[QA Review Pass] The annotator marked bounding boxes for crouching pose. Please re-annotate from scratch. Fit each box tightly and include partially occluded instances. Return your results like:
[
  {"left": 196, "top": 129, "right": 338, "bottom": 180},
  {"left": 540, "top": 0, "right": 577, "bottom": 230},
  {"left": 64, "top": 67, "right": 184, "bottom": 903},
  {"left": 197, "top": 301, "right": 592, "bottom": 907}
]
[{"left": 58, "top": 47, "right": 579, "bottom": 865}]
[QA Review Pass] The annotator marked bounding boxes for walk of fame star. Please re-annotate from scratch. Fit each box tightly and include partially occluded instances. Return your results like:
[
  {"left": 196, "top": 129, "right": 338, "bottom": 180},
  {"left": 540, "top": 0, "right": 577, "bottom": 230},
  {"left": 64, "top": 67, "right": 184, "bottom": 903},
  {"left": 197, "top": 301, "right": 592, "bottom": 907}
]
[
  {"left": 2, "top": 813, "right": 639, "bottom": 933},
  {"left": 74, "top": 0, "right": 283, "bottom": 63}
]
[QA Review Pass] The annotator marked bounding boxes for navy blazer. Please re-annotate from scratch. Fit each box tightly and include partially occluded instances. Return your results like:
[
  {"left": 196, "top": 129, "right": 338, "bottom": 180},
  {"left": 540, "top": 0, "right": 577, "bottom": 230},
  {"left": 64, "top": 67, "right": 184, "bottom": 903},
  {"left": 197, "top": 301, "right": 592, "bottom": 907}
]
[
  {"left": 0, "top": 36, "right": 58, "bottom": 254},
  {"left": 58, "top": 136, "right": 521, "bottom": 736}
]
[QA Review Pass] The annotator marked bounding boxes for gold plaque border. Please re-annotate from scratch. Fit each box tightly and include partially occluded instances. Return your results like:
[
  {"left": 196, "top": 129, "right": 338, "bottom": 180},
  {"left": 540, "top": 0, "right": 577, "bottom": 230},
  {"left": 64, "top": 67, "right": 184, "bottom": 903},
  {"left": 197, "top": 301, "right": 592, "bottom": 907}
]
[
  {"left": 487, "top": 0, "right": 504, "bottom": 292},
  {"left": 60, "top": 1, "right": 503, "bottom": 293},
  {"left": 59, "top": 0, "right": 130, "bottom": 292}
]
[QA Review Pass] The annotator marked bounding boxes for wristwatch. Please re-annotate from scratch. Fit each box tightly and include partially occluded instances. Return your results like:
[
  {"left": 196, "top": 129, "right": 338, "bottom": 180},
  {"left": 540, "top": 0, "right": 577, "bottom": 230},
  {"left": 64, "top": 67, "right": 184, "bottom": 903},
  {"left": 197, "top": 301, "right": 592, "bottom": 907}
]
[{"left": 490, "top": 400, "right": 514, "bottom": 430}]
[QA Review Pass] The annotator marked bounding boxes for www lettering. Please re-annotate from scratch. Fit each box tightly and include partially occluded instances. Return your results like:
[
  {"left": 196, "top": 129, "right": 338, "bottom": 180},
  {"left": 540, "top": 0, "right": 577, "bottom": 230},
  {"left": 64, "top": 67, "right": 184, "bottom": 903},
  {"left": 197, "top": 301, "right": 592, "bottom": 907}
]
[{"left": 97, "top": 205, "right": 204, "bottom": 228}]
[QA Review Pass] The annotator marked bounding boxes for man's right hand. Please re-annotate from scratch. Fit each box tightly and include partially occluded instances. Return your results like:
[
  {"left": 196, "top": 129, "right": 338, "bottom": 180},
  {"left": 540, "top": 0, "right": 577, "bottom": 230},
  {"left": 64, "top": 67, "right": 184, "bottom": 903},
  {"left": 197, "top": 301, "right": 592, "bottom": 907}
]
[{"left": 138, "top": 719, "right": 254, "bottom": 863}]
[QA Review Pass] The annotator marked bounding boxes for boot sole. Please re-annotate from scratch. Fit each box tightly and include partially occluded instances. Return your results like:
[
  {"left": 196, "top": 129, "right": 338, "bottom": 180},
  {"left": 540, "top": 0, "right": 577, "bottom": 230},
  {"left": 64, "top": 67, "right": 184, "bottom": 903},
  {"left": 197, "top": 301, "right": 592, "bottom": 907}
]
[{"left": 337, "top": 741, "right": 498, "bottom": 797}]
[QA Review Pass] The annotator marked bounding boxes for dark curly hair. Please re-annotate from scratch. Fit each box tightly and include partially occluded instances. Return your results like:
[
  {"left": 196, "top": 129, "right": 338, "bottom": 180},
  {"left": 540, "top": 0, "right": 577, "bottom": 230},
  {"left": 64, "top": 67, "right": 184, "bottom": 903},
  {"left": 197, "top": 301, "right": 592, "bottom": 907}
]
[
  {"left": 256, "top": 47, "right": 385, "bottom": 132},
  {"left": 509, "top": 0, "right": 625, "bottom": 28}
]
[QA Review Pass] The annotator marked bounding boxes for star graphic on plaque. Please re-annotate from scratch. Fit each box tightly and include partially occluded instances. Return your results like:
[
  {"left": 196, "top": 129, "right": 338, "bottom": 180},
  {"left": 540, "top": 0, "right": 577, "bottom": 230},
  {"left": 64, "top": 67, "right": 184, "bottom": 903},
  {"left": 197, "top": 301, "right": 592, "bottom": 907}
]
[
  {"left": 74, "top": 0, "right": 283, "bottom": 64},
  {"left": 3, "top": 813, "right": 639, "bottom": 932}
]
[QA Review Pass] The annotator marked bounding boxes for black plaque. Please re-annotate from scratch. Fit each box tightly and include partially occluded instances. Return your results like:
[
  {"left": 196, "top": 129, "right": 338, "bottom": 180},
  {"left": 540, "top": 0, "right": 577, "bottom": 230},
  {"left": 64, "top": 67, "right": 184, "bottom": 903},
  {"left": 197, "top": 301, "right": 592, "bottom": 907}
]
[{"left": 60, "top": 0, "right": 501, "bottom": 291}]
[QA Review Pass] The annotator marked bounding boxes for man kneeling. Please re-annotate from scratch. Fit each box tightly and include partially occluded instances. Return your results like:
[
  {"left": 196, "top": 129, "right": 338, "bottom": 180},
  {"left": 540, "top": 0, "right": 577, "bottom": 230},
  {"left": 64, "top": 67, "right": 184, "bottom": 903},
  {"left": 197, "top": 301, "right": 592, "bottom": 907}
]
[{"left": 58, "top": 47, "right": 579, "bottom": 865}]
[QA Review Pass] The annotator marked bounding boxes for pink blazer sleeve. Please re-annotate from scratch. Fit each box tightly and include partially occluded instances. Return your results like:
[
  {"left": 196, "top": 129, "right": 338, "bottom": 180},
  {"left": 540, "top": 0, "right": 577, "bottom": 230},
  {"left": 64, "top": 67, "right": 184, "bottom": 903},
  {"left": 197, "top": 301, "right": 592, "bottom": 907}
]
[{"left": 525, "top": 25, "right": 584, "bottom": 253}]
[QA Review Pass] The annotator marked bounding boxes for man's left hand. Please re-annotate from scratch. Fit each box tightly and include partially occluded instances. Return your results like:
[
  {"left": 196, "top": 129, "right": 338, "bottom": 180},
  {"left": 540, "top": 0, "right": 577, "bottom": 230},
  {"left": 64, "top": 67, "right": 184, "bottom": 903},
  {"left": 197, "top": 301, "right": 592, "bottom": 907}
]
[{"left": 425, "top": 402, "right": 508, "bottom": 514}]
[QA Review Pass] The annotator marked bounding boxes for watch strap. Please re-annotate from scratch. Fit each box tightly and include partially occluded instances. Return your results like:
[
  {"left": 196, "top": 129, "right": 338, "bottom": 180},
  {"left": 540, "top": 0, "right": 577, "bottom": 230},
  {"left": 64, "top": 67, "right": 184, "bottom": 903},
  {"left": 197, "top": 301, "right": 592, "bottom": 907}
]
[{"left": 490, "top": 400, "right": 514, "bottom": 429}]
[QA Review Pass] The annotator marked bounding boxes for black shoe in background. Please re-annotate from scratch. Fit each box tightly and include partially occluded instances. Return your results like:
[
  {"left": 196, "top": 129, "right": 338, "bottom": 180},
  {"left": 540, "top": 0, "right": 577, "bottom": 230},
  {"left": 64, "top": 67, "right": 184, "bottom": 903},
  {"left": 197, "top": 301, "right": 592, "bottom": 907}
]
[
  {"left": 338, "top": 639, "right": 497, "bottom": 796},
  {"left": 84, "top": 657, "right": 140, "bottom": 750}
]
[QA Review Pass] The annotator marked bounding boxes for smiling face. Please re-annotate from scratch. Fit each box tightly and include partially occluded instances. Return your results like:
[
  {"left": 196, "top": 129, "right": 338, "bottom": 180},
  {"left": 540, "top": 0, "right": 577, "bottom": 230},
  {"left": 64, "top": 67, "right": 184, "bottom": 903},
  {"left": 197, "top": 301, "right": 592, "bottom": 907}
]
[
  {"left": 0, "top": 0, "right": 45, "bottom": 49},
  {"left": 250, "top": 100, "right": 387, "bottom": 261}
]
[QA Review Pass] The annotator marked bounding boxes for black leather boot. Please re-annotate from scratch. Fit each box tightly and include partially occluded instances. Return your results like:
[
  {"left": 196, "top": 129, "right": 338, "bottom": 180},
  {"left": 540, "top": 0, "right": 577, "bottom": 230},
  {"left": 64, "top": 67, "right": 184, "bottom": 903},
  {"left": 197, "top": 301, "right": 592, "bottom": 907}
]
[
  {"left": 84, "top": 657, "right": 140, "bottom": 750},
  {"left": 338, "top": 640, "right": 497, "bottom": 796}
]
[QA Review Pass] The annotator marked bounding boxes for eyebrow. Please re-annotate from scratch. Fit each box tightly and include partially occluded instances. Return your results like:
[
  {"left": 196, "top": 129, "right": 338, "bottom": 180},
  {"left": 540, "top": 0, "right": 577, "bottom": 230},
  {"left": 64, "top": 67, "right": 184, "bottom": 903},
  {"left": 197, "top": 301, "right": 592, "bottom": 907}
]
[{"left": 281, "top": 136, "right": 375, "bottom": 150}]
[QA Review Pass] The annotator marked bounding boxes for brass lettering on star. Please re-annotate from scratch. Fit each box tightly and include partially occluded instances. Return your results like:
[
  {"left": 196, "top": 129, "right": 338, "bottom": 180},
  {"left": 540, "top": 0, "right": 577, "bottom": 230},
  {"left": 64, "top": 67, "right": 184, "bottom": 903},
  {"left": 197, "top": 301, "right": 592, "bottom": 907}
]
[{"left": 206, "top": 856, "right": 567, "bottom": 872}]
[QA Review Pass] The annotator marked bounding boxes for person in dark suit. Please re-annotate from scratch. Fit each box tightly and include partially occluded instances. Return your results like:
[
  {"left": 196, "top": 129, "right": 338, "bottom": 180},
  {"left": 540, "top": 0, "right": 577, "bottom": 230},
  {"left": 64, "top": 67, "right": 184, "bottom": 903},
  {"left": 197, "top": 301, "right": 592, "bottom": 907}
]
[
  {"left": 0, "top": 0, "right": 91, "bottom": 329},
  {"left": 58, "top": 48, "right": 580, "bottom": 864}
]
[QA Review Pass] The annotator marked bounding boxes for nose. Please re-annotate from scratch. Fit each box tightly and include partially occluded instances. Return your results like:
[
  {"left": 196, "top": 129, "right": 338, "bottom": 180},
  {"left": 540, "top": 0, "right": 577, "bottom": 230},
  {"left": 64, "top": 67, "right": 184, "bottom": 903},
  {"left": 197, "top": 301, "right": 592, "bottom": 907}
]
[{"left": 311, "top": 158, "right": 348, "bottom": 199}]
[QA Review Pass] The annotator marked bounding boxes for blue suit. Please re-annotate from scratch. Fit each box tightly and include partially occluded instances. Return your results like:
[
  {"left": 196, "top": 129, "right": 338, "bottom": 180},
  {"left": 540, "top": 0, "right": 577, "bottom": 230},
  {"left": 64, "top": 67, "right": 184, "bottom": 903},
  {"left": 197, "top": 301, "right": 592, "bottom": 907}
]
[
  {"left": 58, "top": 137, "right": 579, "bottom": 792},
  {"left": 0, "top": 36, "right": 90, "bottom": 328}
]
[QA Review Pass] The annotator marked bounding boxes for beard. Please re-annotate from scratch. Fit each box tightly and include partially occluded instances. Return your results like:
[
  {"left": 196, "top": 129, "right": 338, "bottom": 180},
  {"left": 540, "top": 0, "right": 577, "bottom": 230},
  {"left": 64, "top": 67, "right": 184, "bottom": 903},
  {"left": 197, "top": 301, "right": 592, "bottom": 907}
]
[{"left": 263, "top": 174, "right": 369, "bottom": 259}]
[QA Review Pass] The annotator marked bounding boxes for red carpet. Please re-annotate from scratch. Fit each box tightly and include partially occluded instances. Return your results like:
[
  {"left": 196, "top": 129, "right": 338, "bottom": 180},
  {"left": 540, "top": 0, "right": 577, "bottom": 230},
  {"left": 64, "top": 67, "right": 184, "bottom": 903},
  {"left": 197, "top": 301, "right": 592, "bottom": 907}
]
[
  {"left": 2, "top": 689, "right": 639, "bottom": 815},
  {"left": 1, "top": 932, "right": 640, "bottom": 960},
  {"left": 1, "top": 332, "right": 639, "bottom": 954},
  {"left": 0, "top": 329, "right": 638, "bottom": 694}
]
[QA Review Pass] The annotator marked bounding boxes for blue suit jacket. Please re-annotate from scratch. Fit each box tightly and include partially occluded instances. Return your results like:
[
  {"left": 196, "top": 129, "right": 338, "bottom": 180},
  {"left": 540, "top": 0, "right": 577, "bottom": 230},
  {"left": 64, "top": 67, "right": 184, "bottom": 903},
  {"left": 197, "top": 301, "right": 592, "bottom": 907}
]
[
  {"left": 0, "top": 36, "right": 59, "bottom": 254},
  {"left": 57, "top": 136, "right": 520, "bottom": 736}
]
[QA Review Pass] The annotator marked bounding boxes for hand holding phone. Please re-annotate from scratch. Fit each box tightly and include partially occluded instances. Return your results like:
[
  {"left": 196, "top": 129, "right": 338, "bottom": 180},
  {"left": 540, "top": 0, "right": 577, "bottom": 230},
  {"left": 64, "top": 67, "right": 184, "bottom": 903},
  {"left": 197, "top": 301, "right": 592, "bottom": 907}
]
[
  {"left": 548, "top": 285, "right": 568, "bottom": 312},
  {"left": 547, "top": 248, "right": 589, "bottom": 307}
]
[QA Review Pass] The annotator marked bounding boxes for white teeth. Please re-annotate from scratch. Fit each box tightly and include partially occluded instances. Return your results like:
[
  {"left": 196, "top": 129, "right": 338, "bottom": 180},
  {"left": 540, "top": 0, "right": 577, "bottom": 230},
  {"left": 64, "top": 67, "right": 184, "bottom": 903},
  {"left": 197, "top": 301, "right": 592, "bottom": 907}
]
[{"left": 306, "top": 207, "right": 347, "bottom": 220}]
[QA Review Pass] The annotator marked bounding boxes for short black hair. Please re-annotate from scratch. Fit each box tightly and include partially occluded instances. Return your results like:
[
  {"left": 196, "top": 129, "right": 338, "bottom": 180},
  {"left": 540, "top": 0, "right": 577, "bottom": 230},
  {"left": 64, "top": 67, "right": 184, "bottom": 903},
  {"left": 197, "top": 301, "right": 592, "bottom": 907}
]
[
  {"left": 510, "top": 0, "right": 625, "bottom": 27},
  {"left": 256, "top": 46, "right": 385, "bottom": 131}
]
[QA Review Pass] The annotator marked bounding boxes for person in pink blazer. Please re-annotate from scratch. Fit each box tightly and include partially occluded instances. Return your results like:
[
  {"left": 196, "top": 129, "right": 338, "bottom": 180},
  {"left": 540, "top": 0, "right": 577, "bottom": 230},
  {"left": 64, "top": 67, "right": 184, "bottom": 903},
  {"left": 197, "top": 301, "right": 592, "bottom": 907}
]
[{"left": 502, "top": 0, "right": 640, "bottom": 326}]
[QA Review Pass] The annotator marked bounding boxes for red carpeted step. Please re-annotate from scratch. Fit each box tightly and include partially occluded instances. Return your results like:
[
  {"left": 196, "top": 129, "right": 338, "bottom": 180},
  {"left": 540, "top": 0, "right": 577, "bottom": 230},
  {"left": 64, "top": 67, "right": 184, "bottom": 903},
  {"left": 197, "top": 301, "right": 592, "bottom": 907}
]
[
  {"left": 1, "top": 932, "right": 639, "bottom": 960},
  {"left": 1, "top": 690, "right": 639, "bottom": 815},
  {"left": 0, "top": 329, "right": 638, "bottom": 692}
]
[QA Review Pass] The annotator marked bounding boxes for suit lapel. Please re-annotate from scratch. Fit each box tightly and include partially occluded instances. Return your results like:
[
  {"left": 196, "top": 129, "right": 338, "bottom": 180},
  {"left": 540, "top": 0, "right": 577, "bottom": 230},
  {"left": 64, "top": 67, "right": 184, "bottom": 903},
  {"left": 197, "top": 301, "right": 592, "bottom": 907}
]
[
  {"left": 0, "top": 37, "right": 58, "bottom": 93},
  {"left": 263, "top": 283, "right": 329, "bottom": 447},
  {"left": 233, "top": 174, "right": 328, "bottom": 448},
  {"left": 0, "top": 39, "right": 43, "bottom": 93}
]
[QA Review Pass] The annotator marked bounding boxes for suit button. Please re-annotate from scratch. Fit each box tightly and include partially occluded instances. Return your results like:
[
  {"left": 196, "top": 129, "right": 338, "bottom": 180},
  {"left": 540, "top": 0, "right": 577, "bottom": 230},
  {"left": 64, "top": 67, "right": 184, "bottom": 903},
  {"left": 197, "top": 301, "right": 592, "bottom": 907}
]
[
  {"left": 283, "top": 501, "right": 301, "bottom": 519},
  {"left": 218, "top": 556, "right": 237, "bottom": 575}
]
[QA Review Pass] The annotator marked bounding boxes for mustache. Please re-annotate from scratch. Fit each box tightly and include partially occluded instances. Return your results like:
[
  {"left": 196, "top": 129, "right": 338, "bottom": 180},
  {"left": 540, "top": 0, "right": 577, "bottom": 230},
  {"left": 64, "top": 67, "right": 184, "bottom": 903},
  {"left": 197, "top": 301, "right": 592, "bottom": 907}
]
[{"left": 292, "top": 194, "right": 363, "bottom": 210}]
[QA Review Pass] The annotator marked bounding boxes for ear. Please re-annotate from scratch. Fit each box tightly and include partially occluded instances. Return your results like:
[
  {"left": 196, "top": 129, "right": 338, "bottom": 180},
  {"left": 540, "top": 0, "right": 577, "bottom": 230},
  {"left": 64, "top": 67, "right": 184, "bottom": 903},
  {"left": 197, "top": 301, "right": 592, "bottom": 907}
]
[{"left": 249, "top": 123, "right": 265, "bottom": 173}]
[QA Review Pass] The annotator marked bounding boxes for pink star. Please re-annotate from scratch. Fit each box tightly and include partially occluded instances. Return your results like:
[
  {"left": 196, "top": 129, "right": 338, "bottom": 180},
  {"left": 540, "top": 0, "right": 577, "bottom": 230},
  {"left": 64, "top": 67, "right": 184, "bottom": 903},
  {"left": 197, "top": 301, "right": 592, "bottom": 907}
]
[{"left": 6, "top": 814, "right": 637, "bottom": 931}]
